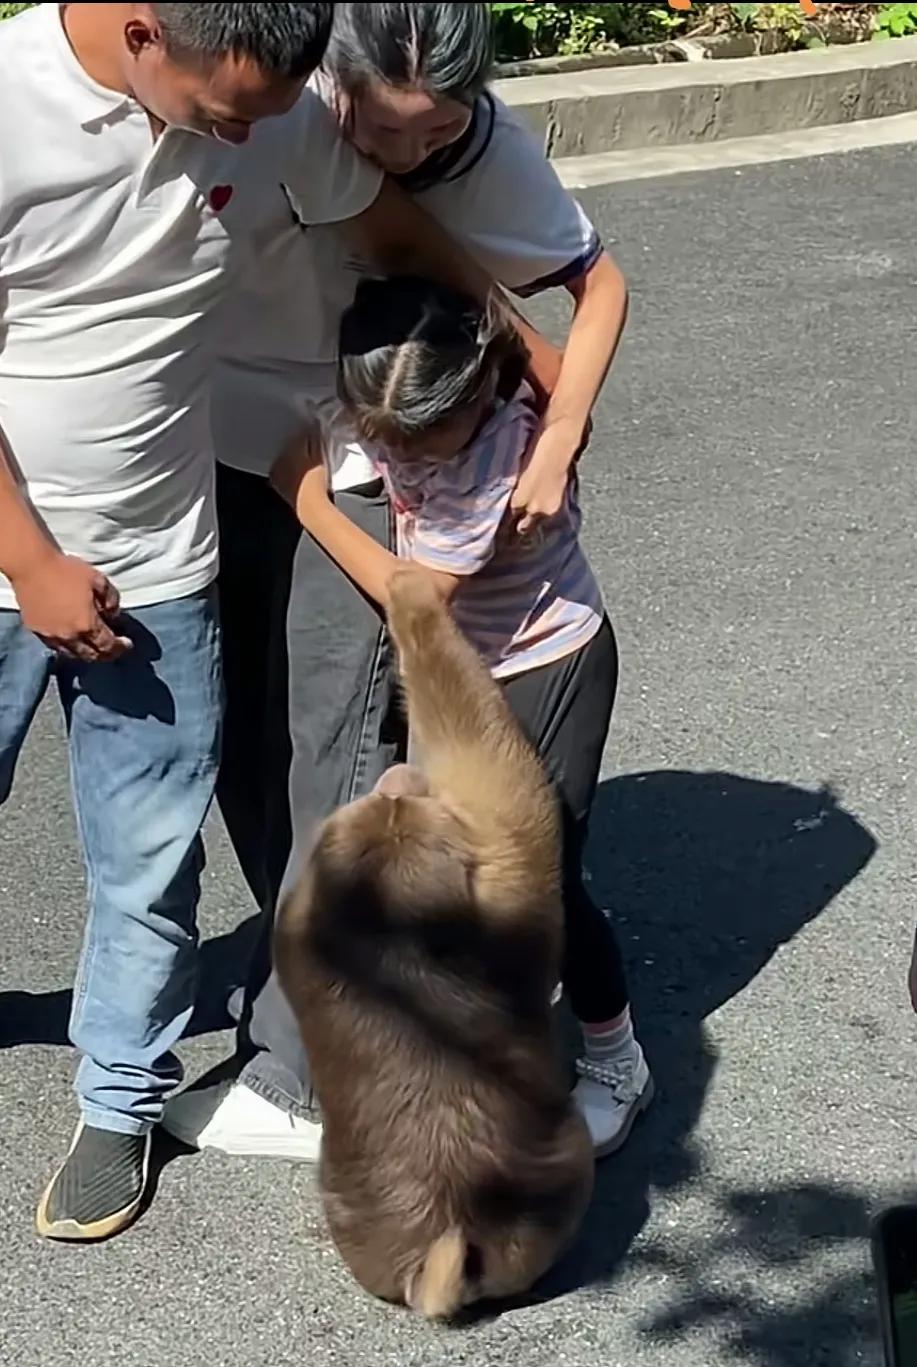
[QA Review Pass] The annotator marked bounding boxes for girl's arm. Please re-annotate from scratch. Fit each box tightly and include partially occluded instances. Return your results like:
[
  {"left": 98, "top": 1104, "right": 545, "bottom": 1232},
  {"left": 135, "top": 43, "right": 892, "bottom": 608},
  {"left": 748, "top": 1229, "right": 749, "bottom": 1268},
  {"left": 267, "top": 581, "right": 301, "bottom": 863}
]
[
  {"left": 511, "top": 252, "right": 628, "bottom": 532},
  {"left": 270, "top": 435, "right": 456, "bottom": 611}
]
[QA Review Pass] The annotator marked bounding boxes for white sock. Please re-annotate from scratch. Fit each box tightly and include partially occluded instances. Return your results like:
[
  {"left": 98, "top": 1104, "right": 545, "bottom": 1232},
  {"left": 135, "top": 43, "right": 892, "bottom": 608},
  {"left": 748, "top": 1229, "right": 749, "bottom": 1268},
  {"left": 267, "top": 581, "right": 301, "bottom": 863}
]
[{"left": 581, "top": 1006, "right": 638, "bottom": 1065}]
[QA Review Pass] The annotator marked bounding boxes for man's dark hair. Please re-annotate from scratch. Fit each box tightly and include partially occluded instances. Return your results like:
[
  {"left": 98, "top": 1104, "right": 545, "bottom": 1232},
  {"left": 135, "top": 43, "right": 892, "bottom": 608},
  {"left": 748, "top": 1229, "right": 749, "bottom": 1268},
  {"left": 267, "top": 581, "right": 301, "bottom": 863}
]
[{"left": 152, "top": 3, "right": 334, "bottom": 79}]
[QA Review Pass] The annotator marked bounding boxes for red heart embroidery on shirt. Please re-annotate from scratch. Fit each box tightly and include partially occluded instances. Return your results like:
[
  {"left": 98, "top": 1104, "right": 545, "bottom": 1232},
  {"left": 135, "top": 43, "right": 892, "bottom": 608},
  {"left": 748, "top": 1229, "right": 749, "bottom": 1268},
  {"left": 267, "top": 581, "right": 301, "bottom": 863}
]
[{"left": 209, "top": 185, "right": 233, "bottom": 212}]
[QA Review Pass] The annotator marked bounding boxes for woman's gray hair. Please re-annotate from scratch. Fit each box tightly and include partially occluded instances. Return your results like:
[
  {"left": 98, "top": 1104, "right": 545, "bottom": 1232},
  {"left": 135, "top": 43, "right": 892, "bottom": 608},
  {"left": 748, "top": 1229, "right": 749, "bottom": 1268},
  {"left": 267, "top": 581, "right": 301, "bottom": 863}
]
[
  {"left": 337, "top": 276, "right": 528, "bottom": 446},
  {"left": 325, "top": 3, "right": 494, "bottom": 104}
]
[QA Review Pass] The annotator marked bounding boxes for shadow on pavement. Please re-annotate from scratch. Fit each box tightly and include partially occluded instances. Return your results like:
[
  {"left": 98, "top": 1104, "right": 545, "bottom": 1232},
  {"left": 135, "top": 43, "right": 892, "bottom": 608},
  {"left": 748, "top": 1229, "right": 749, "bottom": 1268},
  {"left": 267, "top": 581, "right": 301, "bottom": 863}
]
[
  {"left": 537, "top": 770, "right": 877, "bottom": 1327},
  {"left": 0, "top": 912, "right": 260, "bottom": 1048},
  {"left": 0, "top": 766, "right": 880, "bottom": 1361},
  {"left": 630, "top": 1180, "right": 886, "bottom": 1367}
]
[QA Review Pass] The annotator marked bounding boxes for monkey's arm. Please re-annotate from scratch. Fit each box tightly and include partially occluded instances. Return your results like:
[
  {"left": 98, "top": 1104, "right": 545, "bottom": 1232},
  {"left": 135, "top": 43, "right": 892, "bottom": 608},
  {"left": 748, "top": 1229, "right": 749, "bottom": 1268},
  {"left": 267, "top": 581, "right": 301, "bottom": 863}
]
[{"left": 388, "top": 570, "right": 559, "bottom": 894}]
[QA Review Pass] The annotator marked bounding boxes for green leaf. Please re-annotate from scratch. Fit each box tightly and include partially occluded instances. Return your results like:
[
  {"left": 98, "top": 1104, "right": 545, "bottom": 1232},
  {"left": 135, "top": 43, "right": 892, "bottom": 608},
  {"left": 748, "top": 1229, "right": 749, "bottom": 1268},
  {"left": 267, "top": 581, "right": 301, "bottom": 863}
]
[{"left": 730, "top": 2, "right": 761, "bottom": 27}]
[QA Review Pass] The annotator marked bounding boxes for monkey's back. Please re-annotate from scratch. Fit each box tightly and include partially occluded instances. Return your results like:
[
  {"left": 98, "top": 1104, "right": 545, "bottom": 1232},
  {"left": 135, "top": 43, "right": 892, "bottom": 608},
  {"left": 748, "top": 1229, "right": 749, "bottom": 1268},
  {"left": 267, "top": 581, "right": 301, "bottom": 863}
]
[{"left": 299, "top": 943, "right": 592, "bottom": 1307}]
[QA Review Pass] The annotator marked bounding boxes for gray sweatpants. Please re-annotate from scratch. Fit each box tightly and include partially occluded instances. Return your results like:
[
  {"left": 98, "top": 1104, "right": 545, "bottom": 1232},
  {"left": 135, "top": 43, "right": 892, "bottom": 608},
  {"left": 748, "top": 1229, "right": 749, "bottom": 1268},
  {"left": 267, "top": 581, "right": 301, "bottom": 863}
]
[{"left": 221, "top": 472, "right": 405, "bottom": 1116}]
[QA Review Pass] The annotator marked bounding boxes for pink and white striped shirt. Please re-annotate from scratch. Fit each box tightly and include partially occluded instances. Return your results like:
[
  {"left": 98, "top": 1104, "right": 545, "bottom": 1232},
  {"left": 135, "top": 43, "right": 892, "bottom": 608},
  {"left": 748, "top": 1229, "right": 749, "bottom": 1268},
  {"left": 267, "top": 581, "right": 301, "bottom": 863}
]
[{"left": 372, "top": 391, "right": 604, "bottom": 680}]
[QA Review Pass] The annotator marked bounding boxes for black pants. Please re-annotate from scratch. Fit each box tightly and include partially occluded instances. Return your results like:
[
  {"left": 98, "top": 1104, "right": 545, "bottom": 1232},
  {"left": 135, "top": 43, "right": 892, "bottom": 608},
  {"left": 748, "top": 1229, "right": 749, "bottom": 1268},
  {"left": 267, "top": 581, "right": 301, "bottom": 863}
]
[
  {"left": 215, "top": 463, "right": 300, "bottom": 920},
  {"left": 215, "top": 463, "right": 304, "bottom": 1095},
  {"left": 501, "top": 618, "right": 629, "bottom": 1025},
  {"left": 217, "top": 464, "right": 405, "bottom": 1114}
]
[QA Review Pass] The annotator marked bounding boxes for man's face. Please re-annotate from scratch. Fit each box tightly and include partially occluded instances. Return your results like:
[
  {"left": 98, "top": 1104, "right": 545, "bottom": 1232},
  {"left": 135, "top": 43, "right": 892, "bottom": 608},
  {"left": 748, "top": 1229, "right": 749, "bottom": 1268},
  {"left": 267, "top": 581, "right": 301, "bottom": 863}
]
[{"left": 122, "top": 12, "right": 306, "bottom": 142}]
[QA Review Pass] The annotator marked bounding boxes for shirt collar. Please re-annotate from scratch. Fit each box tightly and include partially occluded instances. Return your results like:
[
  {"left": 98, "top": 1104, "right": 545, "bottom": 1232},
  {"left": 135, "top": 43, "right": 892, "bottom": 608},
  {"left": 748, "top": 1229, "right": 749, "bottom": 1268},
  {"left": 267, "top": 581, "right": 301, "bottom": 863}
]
[{"left": 46, "top": 3, "right": 133, "bottom": 129}]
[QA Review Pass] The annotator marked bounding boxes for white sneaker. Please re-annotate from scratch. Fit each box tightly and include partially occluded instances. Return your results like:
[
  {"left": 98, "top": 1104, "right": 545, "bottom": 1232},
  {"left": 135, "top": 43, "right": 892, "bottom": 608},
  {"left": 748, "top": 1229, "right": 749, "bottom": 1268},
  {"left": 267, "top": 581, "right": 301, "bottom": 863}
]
[
  {"left": 573, "top": 1043, "right": 654, "bottom": 1158},
  {"left": 161, "top": 1081, "right": 322, "bottom": 1161}
]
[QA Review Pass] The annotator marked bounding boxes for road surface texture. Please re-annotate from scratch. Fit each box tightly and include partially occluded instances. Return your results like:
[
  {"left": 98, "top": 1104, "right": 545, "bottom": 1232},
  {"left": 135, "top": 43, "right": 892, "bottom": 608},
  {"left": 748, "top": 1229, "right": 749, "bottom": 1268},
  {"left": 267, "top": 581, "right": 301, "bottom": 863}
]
[{"left": 2, "top": 144, "right": 916, "bottom": 1367}]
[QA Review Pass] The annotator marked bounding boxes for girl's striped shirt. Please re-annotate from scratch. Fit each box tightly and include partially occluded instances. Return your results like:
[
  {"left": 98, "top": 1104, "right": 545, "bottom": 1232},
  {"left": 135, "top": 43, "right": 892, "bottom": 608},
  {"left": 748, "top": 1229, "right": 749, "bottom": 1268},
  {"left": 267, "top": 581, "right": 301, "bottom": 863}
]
[{"left": 371, "top": 391, "right": 603, "bottom": 680}]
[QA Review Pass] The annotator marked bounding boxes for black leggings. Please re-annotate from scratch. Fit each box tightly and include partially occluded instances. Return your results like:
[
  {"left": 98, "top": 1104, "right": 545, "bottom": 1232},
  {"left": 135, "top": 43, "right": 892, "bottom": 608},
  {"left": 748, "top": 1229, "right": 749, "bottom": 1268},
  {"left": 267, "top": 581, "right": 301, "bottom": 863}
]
[{"left": 500, "top": 618, "right": 629, "bottom": 1025}]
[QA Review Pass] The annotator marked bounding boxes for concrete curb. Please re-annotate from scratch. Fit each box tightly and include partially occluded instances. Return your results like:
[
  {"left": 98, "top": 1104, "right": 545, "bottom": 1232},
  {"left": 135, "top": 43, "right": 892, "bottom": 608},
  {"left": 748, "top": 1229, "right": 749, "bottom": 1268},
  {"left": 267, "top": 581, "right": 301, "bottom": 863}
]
[{"left": 494, "top": 35, "right": 917, "bottom": 158}]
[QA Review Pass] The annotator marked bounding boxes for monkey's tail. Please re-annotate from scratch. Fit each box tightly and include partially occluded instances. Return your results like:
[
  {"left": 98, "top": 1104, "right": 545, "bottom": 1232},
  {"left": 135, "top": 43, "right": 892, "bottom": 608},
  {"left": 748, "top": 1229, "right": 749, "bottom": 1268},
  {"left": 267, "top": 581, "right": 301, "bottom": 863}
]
[{"left": 407, "top": 1228, "right": 467, "bottom": 1319}]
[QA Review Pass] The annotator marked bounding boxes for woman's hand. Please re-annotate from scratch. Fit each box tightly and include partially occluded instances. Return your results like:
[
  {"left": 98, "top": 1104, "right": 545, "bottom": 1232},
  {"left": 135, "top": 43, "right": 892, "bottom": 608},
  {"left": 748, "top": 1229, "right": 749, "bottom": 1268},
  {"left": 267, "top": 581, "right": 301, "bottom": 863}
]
[{"left": 510, "top": 415, "right": 592, "bottom": 535}]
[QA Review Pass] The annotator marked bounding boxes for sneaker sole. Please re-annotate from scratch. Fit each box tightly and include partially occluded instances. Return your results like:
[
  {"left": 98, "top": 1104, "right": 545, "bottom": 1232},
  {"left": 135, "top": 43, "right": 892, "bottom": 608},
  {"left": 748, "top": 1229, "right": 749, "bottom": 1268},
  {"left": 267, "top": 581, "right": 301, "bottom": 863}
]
[
  {"left": 35, "top": 1131, "right": 151, "bottom": 1243},
  {"left": 189, "top": 1127, "right": 322, "bottom": 1162},
  {"left": 593, "top": 1074, "right": 656, "bottom": 1161}
]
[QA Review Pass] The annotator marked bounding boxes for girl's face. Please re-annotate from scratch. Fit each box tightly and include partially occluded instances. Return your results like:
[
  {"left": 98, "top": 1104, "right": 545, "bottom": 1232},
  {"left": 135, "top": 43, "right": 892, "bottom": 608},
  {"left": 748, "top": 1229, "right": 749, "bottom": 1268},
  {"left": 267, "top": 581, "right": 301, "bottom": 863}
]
[
  {"left": 387, "top": 392, "right": 492, "bottom": 464},
  {"left": 347, "top": 80, "right": 472, "bottom": 175}
]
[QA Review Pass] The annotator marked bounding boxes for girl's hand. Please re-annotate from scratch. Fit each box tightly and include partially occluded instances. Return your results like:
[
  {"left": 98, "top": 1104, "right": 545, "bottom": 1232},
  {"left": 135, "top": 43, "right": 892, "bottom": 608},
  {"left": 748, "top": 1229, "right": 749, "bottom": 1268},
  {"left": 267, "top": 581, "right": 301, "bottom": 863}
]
[{"left": 510, "top": 416, "right": 592, "bottom": 535}]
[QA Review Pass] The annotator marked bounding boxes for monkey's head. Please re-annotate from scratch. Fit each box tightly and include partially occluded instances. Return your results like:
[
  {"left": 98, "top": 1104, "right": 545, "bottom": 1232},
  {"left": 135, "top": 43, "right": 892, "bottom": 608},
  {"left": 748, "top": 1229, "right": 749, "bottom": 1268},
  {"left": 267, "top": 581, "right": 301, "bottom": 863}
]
[
  {"left": 307, "top": 764, "right": 477, "bottom": 925},
  {"left": 372, "top": 764, "right": 431, "bottom": 800}
]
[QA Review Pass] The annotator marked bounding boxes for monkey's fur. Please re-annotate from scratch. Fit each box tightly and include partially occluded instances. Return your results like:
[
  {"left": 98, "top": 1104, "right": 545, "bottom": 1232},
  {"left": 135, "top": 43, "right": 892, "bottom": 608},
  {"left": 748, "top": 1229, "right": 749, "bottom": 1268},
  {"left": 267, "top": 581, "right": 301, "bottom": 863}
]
[{"left": 275, "top": 570, "right": 593, "bottom": 1318}]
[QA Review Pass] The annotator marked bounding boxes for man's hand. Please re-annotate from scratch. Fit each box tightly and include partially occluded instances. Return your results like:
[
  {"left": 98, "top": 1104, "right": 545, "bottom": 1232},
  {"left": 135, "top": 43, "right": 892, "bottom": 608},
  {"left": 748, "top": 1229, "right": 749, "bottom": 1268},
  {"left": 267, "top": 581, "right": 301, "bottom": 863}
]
[
  {"left": 511, "top": 416, "right": 592, "bottom": 535},
  {"left": 11, "top": 550, "right": 131, "bottom": 662}
]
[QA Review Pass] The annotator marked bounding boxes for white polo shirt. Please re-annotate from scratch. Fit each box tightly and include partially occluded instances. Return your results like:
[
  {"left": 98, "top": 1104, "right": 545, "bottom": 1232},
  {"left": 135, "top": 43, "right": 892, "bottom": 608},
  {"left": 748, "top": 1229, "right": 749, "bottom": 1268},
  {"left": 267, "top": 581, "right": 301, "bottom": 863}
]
[
  {"left": 213, "top": 74, "right": 602, "bottom": 491},
  {"left": 0, "top": 4, "right": 382, "bottom": 609}
]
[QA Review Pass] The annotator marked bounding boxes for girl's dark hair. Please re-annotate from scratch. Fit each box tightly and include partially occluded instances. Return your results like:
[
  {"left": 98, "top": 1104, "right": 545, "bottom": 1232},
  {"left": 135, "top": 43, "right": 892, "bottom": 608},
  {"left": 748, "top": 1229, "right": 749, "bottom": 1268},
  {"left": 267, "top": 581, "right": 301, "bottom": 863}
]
[
  {"left": 337, "top": 277, "right": 529, "bottom": 445},
  {"left": 325, "top": 3, "right": 494, "bottom": 105}
]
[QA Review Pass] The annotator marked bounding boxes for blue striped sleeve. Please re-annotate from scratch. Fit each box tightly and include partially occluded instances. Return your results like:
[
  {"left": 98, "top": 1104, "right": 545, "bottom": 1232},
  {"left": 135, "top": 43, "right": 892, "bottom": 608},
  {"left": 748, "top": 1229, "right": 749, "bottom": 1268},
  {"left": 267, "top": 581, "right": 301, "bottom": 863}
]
[{"left": 513, "top": 231, "right": 604, "bottom": 299}]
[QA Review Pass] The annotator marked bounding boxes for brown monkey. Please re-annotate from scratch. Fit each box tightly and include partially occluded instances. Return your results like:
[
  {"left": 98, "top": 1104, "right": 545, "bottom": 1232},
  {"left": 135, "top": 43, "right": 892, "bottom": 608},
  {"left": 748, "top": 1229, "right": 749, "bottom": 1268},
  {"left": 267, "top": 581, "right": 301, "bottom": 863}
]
[{"left": 274, "top": 569, "right": 593, "bottom": 1318}]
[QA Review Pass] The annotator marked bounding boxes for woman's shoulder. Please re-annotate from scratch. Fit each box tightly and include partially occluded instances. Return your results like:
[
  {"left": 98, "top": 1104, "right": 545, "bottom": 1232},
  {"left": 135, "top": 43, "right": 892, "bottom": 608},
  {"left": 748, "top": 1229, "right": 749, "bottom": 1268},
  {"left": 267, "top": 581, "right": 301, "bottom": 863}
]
[{"left": 417, "top": 93, "right": 558, "bottom": 202}]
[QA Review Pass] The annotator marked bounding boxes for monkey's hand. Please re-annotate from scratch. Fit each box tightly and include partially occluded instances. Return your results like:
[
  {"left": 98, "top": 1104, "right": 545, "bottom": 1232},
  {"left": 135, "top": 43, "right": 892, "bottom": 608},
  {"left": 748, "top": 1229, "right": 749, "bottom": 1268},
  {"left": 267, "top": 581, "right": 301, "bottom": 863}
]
[{"left": 387, "top": 567, "right": 444, "bottom": 658}]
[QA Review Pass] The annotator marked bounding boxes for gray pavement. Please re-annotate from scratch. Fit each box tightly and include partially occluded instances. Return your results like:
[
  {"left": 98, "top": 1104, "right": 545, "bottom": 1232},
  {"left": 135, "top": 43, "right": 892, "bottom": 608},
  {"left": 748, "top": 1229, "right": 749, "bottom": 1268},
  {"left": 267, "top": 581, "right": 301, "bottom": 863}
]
[{"left": 3, "top": 143, "right": 917, "bottom": 1367}]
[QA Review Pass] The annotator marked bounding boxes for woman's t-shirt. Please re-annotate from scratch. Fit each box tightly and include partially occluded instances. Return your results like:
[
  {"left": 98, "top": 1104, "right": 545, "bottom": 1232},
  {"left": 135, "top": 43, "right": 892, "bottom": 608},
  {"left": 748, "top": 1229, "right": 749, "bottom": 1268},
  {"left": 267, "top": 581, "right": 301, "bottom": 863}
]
[
  {"left": 214, "top": 80, "right": 603, "bottom": 490},
  {"left": 370, "top": 393, "right": 604, "bottom": 680}
]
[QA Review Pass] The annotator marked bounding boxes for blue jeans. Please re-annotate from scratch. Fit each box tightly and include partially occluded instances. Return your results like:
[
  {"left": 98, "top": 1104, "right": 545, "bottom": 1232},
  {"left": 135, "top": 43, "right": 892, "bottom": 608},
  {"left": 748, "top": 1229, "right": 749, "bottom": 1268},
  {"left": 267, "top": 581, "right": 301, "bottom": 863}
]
[{"left": 0, "top": 588, "right": 222, "bottom": 1136}]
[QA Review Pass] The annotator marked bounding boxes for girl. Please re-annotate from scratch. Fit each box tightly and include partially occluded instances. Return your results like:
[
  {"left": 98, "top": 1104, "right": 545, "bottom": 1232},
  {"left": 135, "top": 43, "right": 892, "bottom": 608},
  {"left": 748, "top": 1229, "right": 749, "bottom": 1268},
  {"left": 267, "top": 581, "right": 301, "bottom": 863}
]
[
  {"left": 165, "top": 2, "right": 629, "bottom": 1159},
  {"left": 272, "top": 276, "right": 653, "bottom": 1156}
]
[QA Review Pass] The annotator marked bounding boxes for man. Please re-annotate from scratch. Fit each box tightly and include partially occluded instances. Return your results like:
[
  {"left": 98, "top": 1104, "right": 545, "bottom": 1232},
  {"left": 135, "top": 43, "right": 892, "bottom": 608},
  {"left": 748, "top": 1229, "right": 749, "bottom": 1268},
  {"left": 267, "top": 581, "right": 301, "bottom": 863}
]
[{"left": 0, "top": 2, "right": 504, "bottom": 1243}]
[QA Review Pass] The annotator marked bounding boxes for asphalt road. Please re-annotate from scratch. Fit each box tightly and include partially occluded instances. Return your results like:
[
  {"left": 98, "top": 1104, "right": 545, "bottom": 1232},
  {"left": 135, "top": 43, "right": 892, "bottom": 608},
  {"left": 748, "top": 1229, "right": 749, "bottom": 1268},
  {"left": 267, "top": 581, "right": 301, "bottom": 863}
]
[{"left": 3, "top": 142, "right": 917, "bottom": 1367}]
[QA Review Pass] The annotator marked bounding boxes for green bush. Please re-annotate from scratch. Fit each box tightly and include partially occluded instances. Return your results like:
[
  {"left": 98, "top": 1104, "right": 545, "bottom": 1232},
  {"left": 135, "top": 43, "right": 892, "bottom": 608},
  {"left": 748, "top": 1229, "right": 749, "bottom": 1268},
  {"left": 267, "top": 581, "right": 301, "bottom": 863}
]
[
  {"left": 874, "top": 3, "right": 917, "bottom": 37},
  {"left": 491, "top": 3, "right": 676, "bottom": 61},
  {"left": 0, "top": 3, "right": 32, "bottom": 17},
  {"left": 490, "top": 3, "right": 888, "bottom": 61}
]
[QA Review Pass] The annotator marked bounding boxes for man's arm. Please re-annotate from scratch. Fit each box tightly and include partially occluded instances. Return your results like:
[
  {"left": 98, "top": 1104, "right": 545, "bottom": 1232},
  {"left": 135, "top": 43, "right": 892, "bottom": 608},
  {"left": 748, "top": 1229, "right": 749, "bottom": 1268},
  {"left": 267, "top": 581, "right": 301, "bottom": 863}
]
[
  {"left": 0, "top": 431, "right": 55, "bottom": 584},
  {"left": 342, "top": 178, "right": 562, "bottom": 404},
  {"left": 0, "top": 427, "right": 130, "bottom": 661}
]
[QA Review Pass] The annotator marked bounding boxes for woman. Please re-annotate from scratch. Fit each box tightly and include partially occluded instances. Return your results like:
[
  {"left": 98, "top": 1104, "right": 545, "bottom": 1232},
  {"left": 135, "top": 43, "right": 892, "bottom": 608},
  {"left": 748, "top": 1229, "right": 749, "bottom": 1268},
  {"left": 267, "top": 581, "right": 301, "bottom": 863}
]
[{"left": 163, "top": 2, "right": 634, "bottom": 1161}]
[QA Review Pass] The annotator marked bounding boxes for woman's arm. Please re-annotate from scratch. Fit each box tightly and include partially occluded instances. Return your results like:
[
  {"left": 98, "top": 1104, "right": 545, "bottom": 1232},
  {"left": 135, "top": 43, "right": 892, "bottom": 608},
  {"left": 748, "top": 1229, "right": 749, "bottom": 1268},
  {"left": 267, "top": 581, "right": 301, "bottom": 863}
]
[
  {"left": 512, "top": 251, "right": 628, "bottom": 531},
  {"left": 342, "top": 178, "right": 562, "bottom": 407}
]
